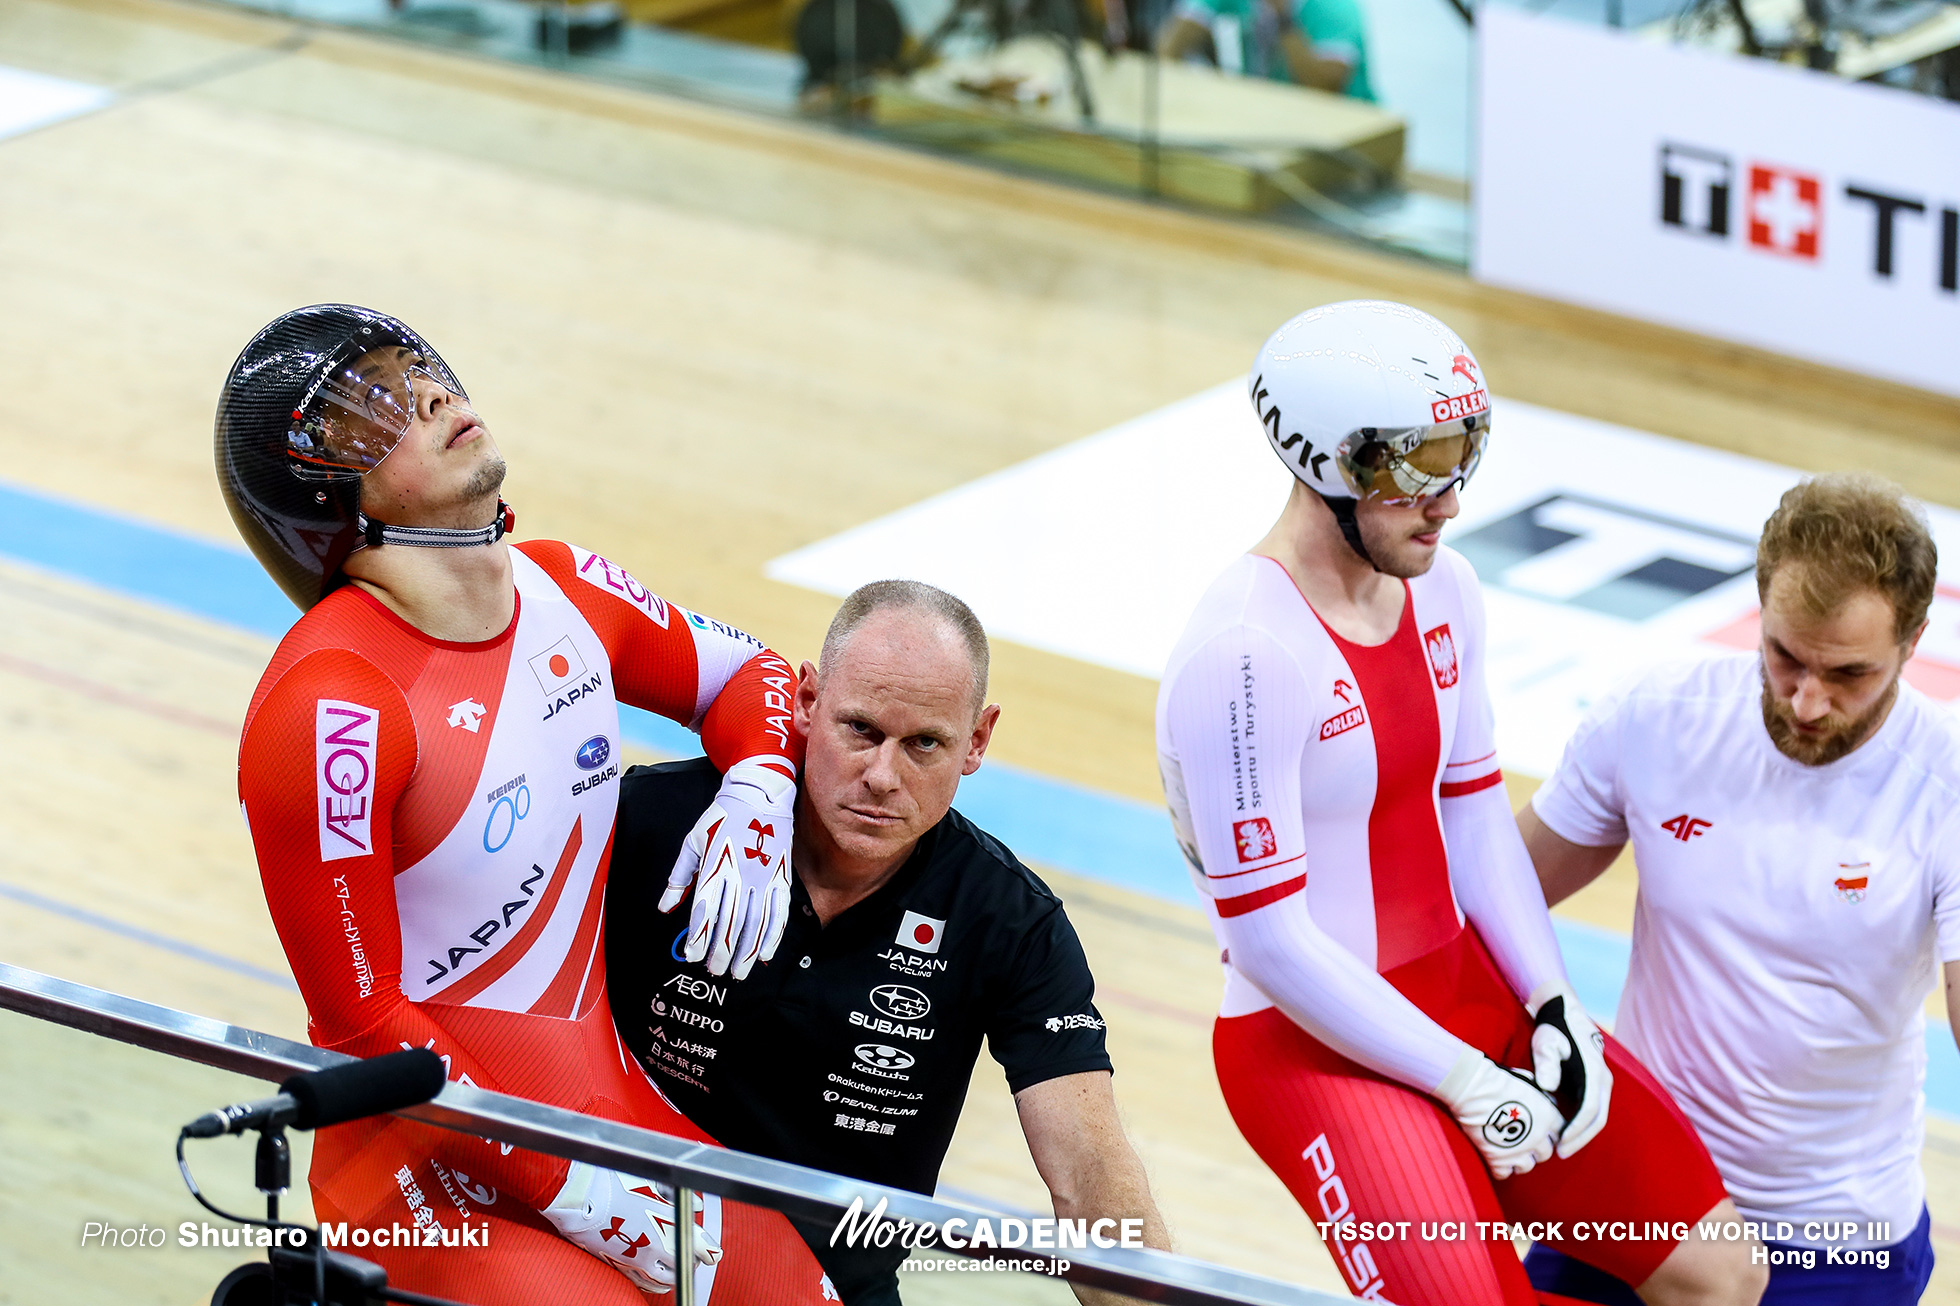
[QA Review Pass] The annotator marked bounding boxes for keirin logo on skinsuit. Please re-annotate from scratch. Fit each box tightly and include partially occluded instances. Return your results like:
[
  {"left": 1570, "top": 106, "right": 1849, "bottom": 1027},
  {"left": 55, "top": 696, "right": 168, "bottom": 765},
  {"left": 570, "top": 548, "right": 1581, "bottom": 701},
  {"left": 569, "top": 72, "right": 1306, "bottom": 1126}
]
[{"left": 1482, "top": 1100, "right": 1534, "bottom": 1148}]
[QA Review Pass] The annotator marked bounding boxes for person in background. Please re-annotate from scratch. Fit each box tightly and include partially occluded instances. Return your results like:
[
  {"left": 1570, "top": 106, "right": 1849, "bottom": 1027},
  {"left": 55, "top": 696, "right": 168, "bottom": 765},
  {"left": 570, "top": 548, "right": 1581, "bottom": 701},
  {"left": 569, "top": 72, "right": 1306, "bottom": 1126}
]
[{"left": 1156, "top": 0, "right": 1375, "bottom": 99}]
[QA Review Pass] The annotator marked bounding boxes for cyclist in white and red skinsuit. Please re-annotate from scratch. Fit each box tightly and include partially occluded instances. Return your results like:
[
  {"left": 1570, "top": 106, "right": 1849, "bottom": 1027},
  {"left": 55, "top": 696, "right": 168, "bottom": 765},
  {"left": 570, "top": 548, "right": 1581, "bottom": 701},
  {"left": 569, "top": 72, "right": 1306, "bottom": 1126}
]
[
  {"left": 1156, "top": 302, "right": 1762, "bottom": 1306},
  {"left": 218, "top": 306, "right": 835, "bottom": 1305}
]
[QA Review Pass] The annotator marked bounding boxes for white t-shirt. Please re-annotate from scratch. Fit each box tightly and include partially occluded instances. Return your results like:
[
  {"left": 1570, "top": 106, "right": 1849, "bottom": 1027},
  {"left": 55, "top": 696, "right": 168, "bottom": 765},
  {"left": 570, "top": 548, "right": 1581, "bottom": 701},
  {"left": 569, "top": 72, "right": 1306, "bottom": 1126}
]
[{"left": 1533, "top": 652, "right": 1960, "bottom": 1245}]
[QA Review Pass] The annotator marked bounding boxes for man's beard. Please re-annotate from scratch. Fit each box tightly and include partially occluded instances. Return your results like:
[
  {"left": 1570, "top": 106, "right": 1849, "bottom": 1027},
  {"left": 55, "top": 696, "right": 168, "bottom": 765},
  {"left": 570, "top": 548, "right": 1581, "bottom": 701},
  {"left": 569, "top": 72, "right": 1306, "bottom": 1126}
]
[
  {"left": 1356, "top": 514, "right": 1440, "bottom": 580},
  {"left": 1759, "top": 670, "right": 1897, "bottom": 766},
  {"left": 462, "top": 455, "right": 507, "bottom": 507}
]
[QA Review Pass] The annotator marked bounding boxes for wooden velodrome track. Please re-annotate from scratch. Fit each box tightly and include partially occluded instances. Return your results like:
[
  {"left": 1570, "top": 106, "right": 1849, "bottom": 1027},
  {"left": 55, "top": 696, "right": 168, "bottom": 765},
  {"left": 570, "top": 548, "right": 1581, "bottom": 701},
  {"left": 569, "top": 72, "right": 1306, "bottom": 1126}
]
[{"left": 3, "top": 0, "right": 1960, "bottom": 1300}]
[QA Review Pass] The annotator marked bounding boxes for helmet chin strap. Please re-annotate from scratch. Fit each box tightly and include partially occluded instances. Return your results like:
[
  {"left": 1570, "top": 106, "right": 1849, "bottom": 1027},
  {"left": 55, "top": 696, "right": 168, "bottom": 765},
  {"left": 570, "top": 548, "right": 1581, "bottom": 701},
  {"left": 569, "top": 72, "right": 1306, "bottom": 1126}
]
[
  {"left": 357, "top": 499, "right": 515, "bottom": 550},
  {"left": 1317, "top": 492, "right": 1379, "bottom": 570}
]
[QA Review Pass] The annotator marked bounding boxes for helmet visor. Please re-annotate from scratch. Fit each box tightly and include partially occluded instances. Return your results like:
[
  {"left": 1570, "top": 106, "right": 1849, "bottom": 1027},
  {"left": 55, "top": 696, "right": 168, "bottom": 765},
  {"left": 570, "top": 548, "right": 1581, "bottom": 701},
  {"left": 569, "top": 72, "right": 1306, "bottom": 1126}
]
[
  {"left": 288, "top": 344, "right": 470, "bottom": 477},
  {"left": 1337, "top": 413, "right": 1488, "bottom": 505}
]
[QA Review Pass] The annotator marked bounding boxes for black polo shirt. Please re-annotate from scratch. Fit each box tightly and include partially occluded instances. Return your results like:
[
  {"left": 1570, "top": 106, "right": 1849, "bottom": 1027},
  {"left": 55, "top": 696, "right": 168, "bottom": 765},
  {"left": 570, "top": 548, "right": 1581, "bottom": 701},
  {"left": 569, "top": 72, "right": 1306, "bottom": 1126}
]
[{"left": 606, "top": 759, "right": 1113, "bottom": 1301}]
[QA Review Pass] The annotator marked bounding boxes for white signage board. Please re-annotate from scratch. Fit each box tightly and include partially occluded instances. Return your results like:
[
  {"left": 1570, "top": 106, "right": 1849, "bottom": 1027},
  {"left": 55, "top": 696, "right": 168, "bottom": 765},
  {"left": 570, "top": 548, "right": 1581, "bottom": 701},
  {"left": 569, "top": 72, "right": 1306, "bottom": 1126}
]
[
  {"left": 1474, "top": 8, "right": 1960, "bottom": 398},
  {"left": 769, "top": 383, "right": 1960, "bottom": 778}
]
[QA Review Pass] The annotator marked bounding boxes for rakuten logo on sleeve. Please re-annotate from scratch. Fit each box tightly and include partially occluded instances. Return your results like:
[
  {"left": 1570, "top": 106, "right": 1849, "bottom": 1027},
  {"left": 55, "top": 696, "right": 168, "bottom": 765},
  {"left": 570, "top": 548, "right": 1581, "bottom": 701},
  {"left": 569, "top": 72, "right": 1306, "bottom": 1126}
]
[
  {"left": 570, "top": 546, "right": 670, "bottom": 627},
  {"left": 317, "top": 700, "right": 378, "bottom": 862}
]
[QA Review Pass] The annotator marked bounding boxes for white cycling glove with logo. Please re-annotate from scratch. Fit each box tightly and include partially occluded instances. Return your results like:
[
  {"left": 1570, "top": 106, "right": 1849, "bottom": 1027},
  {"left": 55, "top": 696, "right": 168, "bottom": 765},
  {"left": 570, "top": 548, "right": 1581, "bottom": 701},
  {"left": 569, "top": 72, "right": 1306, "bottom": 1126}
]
[
  {"left": 541, "top": 1160, "right": 722, "bottom": 1293},
  {"left": 660, "top": 756, "right": 797, "bottom": 980},
  {"left": 1433, "top": 1048, "right": 1565, "bottom": 1180},
  {"left": 1526, "top": 980, "right": 1613, "bottom": 1158}
]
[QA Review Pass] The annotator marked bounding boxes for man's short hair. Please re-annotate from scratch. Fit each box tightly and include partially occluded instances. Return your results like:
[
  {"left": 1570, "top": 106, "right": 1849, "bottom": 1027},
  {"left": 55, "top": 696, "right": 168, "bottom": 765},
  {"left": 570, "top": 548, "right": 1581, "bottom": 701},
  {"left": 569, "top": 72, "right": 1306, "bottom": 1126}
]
[
  {"left": 820, "top": 580, "right": 990, "bottom": 716},
  {"left": 1756, "top": 474, "right": 1937, "bottom": 643}
]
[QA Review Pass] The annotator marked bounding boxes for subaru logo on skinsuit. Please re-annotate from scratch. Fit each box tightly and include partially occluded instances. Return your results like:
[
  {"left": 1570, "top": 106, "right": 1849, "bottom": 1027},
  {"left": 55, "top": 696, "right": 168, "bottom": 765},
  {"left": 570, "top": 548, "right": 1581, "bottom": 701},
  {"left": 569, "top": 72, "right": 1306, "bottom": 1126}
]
[
  {"left": 575, "top": 735, "right": 611, "bottom": 771},
  {"left": 855, "top": 1043, "right": 915, "bottom": 1071},
  {"left": 869, "top": 984, "right": 931, "bottom": 1021}
]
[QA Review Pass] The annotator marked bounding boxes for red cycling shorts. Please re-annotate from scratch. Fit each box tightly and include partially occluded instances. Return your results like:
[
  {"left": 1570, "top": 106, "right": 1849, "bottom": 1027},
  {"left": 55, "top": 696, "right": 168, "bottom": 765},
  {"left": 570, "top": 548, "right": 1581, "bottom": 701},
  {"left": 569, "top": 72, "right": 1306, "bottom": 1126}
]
[{"left": 1213, "top": 926, "right": 1728, "bottom": 1306}]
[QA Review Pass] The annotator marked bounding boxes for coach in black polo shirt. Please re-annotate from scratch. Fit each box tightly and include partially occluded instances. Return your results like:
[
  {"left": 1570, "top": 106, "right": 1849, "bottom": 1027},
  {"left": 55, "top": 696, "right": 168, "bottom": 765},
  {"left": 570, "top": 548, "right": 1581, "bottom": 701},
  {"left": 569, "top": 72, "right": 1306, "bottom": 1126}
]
[{"left": 608, "top": 580, "right": 1169, "bottom": 1305}]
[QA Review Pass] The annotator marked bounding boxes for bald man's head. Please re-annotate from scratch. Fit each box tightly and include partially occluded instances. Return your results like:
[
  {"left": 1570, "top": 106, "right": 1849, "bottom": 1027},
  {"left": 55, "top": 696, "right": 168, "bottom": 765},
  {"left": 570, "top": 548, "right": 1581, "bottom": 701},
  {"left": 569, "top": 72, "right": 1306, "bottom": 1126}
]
[{"left": 818, "top": 580, "right": 989, "bottom": 721}]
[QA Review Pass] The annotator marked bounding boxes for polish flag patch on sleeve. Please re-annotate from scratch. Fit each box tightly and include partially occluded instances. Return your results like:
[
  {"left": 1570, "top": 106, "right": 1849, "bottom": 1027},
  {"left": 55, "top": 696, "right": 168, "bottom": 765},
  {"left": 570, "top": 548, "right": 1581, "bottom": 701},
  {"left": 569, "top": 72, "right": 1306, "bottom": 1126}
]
[
  {"left": 317, "top": 699, "right": 379, "bottom": 861},
  {"left": 1233, "top": 817, "right": 1277, "bottom": 862}
]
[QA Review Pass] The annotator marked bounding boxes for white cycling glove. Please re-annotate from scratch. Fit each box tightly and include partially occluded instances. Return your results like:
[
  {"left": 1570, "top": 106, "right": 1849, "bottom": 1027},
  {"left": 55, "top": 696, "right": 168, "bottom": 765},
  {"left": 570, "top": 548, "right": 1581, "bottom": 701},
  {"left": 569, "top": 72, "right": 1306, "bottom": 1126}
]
[
  {"left": 1433, "top": 1047, "right": 1564, "bottom": 1180},
  {"left": 659, "top": 757, "right": 796, "bottom": 980},
  {"left": 541, "top": 1161, "right": 722, "bottom": 1293},
  {"left": 1527, "top": 980, "right": 1613, "bottom": 1158}
]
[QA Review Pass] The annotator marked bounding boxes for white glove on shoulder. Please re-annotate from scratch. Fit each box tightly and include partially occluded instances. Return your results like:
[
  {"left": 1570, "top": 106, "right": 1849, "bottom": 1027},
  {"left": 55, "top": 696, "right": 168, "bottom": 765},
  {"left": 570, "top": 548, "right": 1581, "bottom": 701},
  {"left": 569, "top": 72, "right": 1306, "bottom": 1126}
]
[
  {"left": 659, "top": 757, "right": 796, "bottom": 980},
  {"left": 541, "top": 1160, "right": 722, "bottom": 1293},
  {"left": 1527, "top": 980, "right": 1612, "bottom": 1158},
  {"left": 1433, "top": 1047, "right": 1564, "bottom": 1180}
]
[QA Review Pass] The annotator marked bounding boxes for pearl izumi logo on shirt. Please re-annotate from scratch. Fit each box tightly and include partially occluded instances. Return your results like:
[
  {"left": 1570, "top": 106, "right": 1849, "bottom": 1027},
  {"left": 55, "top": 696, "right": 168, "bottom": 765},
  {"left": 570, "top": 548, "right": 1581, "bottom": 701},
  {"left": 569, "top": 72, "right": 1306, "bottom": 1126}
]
[
  {"left": 1233, "top": 817, "right": 1276, "bottom": 862},
  {"left": 316, "top": 700, "right": 378, "bottom": 861},
  {"left": 1424, "top": 624, "right": 1459, "bottom": 690},
  {"left": 896, "top": 911, "right": 945, "bottom": 954}
]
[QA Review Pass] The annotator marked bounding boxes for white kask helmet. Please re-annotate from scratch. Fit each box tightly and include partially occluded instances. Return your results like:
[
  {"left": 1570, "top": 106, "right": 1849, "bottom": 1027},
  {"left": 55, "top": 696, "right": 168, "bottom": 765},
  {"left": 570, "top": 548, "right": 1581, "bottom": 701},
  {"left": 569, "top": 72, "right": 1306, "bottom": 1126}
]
[{"left": 1251, "top": 299, "right": 1490, "bottom": 506}]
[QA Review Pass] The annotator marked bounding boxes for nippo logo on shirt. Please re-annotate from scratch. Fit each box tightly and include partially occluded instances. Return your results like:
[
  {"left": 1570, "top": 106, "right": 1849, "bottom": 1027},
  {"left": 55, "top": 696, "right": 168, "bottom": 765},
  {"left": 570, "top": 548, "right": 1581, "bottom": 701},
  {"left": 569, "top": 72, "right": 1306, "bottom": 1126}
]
[
  {"left": 1233, "top": 817, "right": 1276, "bottom": 863},
  {"left": 1424, "top": 623, "right": 1459, "bottom": 690},
  {"left": 316, "top": 700, "right": 377, "bottom": 862},
  {"left": 571, "top": 546, "right": 669, "bottom": 627},
  {"left": 896, "top": 910, "right": 945, "bottom": 955},
  {"left": 1429, "top": 389, "right": 1487, "bottom": 424},
  {"left": 528, "top": 636, "right": 587, "bottom": 695}
]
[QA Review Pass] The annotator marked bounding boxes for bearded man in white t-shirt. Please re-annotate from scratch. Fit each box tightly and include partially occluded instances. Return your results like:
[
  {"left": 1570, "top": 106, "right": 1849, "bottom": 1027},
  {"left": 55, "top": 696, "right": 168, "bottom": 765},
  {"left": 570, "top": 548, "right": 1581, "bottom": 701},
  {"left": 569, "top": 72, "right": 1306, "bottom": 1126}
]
[{"left": 1519, "top": 473, "right": 1956, "bottom": 1306}]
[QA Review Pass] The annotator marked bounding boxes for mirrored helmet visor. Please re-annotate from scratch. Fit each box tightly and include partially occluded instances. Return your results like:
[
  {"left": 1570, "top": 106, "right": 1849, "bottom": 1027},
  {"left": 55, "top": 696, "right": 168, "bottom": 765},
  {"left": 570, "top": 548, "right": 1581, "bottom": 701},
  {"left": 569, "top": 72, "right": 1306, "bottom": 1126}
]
[
  {"left": 1336, "top": 413, "right": 1488, "bottom": 505},
  {"left": 288, "top": 343, "right": 469, "bottom": 478}
]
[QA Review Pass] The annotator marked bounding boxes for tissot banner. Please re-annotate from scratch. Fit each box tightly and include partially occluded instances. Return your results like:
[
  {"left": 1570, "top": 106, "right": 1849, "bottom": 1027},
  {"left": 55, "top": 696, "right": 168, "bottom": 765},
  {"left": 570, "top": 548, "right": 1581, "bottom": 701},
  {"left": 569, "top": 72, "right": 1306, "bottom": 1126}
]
[{"left": 1475, "top": 7, "right": 1960, "bottom": 398}]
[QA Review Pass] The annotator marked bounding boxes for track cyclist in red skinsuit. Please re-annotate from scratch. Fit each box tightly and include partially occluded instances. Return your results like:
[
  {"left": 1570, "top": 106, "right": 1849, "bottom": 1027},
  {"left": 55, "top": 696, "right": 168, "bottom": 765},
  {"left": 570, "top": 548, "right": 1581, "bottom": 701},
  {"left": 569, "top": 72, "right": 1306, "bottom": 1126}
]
[
  {"left": 1155, "top": 302, "right": 1765, "bottom": 1306},
  {"left": 216, "top": 305, "right": 835, "bottom": 1305}
]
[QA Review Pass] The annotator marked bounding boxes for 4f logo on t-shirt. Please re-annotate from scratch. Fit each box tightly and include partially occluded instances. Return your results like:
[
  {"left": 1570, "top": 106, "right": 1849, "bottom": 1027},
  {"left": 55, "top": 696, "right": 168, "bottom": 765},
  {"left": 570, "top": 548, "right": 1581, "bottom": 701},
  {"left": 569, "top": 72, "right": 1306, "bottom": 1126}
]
[
  {"left": 317, "top": 700, "right": 377, "bottom": 861},
  {"left": 1661, "top": 814, "right": 1711, "bottom": 842},
  {"left": 1424, "top": 624, "right": 1459, "bottom": 690},
  {"left": 1233, "top": 817, "right": 1276, "bottom": 863}
]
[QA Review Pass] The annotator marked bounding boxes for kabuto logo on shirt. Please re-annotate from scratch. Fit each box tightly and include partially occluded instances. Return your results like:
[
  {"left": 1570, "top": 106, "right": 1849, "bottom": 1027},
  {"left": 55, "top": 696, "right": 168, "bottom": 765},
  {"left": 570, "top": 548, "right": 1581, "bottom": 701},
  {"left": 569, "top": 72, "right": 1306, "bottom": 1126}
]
[{"left": 317, "top": 700, "right": 378, "bottom": 861}]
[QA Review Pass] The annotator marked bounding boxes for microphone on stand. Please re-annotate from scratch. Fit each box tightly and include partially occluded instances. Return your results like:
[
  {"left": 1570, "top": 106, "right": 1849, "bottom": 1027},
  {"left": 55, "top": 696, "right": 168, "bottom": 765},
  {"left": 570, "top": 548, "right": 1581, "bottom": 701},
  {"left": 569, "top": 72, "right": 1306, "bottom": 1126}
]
[{"left": 184, "top": 1048, "right": 447, "bottom": 1138}]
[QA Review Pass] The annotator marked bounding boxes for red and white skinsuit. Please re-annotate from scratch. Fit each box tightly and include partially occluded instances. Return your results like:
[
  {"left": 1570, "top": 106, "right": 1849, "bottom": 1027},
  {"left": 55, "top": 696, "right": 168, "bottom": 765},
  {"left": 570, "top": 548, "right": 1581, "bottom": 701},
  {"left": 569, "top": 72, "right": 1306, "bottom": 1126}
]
[
  {"left": 1156, "top": 550, "right": 1725, "bottom": 1306},
  {"left": 239, "top": 540, "right": 834, "bottom": 1304}
]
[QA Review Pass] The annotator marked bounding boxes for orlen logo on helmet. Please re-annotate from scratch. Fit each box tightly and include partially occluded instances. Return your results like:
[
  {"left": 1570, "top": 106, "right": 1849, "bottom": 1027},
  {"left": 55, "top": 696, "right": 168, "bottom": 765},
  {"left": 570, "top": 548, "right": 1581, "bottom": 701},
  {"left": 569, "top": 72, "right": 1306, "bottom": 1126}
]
[{"left": 1430, "top": 390, "right": 1488, "bottom": 424}]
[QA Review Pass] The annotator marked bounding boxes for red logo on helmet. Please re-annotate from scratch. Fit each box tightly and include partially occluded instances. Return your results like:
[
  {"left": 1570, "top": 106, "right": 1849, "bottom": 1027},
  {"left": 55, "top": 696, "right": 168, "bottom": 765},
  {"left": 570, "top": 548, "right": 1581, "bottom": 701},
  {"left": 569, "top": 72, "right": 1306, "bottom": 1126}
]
[
  {"left": 1451, "top": 355, "right": 1477, "bottom": 383},
  {"left": 1430, "top": 390, "right": 1487, "bottom": 424}
]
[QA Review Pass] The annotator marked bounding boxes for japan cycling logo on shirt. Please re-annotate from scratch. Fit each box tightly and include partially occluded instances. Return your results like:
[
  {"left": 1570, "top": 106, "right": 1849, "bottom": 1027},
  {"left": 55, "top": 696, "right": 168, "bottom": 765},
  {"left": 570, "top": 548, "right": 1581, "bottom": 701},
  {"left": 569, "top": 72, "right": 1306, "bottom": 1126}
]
[
  {"left": 316, "top": 700, "right": 378, "bottom": 862},
  {"left": 1233, "top": 817, "right": 1276, "bottom": 863},
  {"left": 529, "top": 637, "right": 588, "bottom": 695},
  {"left": 1424, "top": 623, "right": 1460, "bottom": 690}
]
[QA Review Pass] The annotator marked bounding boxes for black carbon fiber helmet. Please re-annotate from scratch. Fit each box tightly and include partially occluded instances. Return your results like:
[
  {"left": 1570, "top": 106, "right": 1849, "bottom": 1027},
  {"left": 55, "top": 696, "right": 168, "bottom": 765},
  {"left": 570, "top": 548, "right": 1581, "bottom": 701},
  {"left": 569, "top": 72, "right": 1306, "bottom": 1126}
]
[{"left": 215, "top": 305, "right": 469, "bottom": 609}]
